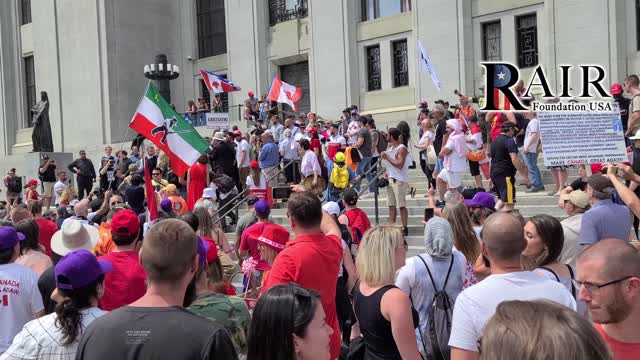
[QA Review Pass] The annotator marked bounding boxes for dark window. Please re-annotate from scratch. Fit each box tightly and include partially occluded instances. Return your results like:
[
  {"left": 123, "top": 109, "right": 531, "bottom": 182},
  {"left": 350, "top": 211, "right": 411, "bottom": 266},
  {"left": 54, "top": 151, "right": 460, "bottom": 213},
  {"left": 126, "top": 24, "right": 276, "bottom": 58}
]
[
  {"left": 196, "top": 0, "right": 226, "bottom": 58},
  {"left": 482, "top": 21, "right": 501, "bottom": 61},
  {"left": 516, "top": 13, "right": 538, "bottom": 68},
  {"left": 269, "top": 0, "right": 308, "bottom": 26},
  {"left": 361, "top": 0, "right": 411, "bottom": 21},
  {"left": 392, "top": 39, "right": 408, "bottom": 87},
  {"left": 637, "top": 0, "right": 640, "bottom": 50},
  {"left": 199, "top": 79, "right": 229, "bottom": 113},
  {"left": 280, "top": 61, "right": 310, "bottom": 114},
  {"left": 24, "top": 56, "right": 36, "bottom": 128},
  {"left": 21, "top": 0, "right": 31, "bottom": 25},
  {"left": 366, "top": 45, "right": 381, "bottom": 91}
]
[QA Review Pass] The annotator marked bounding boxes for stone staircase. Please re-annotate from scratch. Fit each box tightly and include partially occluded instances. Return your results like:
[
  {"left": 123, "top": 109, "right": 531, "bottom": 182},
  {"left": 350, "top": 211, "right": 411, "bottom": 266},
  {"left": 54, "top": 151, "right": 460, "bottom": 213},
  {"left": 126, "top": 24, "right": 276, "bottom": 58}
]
[{"left": 224, "top": 159, "right": 582, "bottom": 258}]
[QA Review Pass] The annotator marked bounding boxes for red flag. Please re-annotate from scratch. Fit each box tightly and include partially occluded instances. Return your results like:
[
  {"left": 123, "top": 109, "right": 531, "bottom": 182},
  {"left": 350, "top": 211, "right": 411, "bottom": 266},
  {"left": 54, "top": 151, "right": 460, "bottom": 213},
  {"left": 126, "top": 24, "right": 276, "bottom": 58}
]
[
  {"left": 267, "top": 76, "right": 302, "bottom": 111},
  {"left": 144, "top": 156, "right": 158, "bottom": 221}
]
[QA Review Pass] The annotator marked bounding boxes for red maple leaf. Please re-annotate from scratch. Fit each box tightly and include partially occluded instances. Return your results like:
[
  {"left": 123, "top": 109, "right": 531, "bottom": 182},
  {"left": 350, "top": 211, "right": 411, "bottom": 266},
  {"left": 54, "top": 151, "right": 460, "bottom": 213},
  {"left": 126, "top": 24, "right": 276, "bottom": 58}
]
[
  {"left": 212, "top": 81, "right": 220, "bottom": 89},
  {"left": 284, "top": 90, "right": 293, "bottom": 100}
]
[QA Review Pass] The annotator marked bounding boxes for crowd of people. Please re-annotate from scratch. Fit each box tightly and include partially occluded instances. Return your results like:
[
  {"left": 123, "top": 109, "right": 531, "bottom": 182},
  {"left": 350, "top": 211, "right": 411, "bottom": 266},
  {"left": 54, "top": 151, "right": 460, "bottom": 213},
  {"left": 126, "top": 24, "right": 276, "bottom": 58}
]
[{"left": 0, "top": 83, "right": 640, "bottom": 360}]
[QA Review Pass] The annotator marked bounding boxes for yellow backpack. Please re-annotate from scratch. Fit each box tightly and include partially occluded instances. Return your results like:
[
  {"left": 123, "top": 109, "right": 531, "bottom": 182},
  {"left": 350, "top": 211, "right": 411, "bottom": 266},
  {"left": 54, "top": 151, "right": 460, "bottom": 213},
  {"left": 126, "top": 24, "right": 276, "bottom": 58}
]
[{"left": 330, "top": 163, "right": 349, "bottom": 189}]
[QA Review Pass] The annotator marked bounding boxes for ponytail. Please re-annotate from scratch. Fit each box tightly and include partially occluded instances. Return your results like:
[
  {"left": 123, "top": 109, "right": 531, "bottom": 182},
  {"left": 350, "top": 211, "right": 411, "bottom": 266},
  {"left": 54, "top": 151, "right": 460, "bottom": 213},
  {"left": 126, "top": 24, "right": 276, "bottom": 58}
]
[{"left": 54, "top": 275, "right": 103, "bottom": 346}]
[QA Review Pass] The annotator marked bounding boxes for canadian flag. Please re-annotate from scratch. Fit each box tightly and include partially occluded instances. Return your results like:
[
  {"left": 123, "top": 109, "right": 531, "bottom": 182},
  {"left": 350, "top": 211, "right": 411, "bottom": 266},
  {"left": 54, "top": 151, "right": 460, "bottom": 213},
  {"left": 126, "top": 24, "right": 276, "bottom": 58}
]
[
  {"left": 267, "top": 76, "right": 303, "bottom": 111},
  {"left": 200, "top": 70, "right": 241, "bottom": 93}
]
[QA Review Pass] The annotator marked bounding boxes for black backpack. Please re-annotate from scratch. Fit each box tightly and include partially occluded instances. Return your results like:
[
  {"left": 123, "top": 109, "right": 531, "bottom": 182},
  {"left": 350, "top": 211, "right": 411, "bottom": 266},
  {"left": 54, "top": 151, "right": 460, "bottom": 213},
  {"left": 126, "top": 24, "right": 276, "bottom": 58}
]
[
  {"left": 414, "top": 255, "right": 454, "bottom": 360},
  {"left": 375, "top": 130, "right": 388, "bottom": 154},
  {"left": 6, "top": 176, "right": 22, "bottom": 194}
]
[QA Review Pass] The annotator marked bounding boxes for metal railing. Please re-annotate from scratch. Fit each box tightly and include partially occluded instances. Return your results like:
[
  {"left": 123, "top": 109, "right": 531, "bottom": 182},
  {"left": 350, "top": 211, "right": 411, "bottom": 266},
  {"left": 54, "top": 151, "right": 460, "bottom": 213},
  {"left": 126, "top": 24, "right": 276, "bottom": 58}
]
[
  {"left": 212, "top": 159, "right": 295, "bottom": 227},
  {"left": 269, "top": 0, "right": 308, "bottom": 26},
  {"left": 340, "top": 157, "right": 385, "bottom": 225}
]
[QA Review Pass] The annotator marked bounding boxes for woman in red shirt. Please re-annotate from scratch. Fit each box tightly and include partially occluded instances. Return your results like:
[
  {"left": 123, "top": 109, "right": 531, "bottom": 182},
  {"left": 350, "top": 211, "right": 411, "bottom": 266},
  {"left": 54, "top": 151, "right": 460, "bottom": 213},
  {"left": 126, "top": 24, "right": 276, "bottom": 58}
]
[{"left": 24, "top": 179, "right": 40, "bottom": 201}]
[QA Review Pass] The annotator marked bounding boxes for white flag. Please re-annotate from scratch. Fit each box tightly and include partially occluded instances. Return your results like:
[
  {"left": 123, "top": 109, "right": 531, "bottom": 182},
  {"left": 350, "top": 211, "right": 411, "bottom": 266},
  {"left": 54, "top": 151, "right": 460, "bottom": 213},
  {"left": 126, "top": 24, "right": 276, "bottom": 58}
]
[{"left": 417, "top": 40, "right": 441, "bottom": 92}]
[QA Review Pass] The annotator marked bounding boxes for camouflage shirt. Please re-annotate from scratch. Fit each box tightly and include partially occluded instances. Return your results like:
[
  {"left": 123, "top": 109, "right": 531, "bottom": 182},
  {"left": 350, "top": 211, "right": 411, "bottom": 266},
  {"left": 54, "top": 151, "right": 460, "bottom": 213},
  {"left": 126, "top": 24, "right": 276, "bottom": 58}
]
[{"left": 188, "top": 291, "right": 251, "bottom": 357}]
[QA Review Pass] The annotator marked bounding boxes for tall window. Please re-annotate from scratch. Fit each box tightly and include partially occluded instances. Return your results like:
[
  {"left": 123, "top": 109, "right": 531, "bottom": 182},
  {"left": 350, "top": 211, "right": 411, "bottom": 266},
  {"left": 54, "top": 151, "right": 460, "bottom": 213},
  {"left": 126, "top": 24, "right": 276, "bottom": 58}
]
[
  {"left": 482, "top": 21, "right": 501, "bottom": 61},
  {"left": 366, "top": 45, "right": 381, "bottom": 91},
  {"left": 636, "top": 0, "right": 640, "bottom": 50},
  {"left": 21, "top": 0, "right": 31, "bottom": 25},
  {"left": 392, "top": 39, "right": 408, "bottom": 87},
  {"left": 269, "top": 0, "right": 308, "bottom": 26},
  {"left": 362, "top": 0, "right": 411, "bottom": 21},
  {"left": 24, "top": 56, "right": 36, "bottom": 128},
  {"left": 196, "top": 0, "right": 226, "bottom": 58},
  {"left": 516, "top": 13, "right": 538, "bottom": 68}
]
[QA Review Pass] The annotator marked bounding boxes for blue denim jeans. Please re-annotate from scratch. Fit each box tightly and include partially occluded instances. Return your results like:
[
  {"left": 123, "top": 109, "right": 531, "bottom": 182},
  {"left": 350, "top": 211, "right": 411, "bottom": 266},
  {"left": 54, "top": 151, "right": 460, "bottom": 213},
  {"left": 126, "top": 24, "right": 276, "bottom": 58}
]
[
  {"left": 525, "top": 152, "right": 543, "bottom": 189},
  {"left": 354, "top": 157, "right": 374, "bottom": 192}
]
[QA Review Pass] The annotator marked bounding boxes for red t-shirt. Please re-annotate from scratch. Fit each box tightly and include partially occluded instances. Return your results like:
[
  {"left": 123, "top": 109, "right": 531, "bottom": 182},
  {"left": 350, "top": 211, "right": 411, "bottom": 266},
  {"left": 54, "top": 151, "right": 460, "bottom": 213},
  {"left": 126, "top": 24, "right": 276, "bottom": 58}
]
[
  {"left": 35, "top": 217, "right": 57, "bottom": 257},
  {"left": 263, "top": 233, "right": 343, "bottom": 360},
  {"left": 239, "top": 222, "right": 270, "bottom": 271},
  {"left": 310, "top": 138, "right": 321, "bottom": 152},
  {"left": 98, "top": 251, "right": 147, "bottom": 311},
  {"left": 595, "top": 324, "right": 640, "bottom": 360}
]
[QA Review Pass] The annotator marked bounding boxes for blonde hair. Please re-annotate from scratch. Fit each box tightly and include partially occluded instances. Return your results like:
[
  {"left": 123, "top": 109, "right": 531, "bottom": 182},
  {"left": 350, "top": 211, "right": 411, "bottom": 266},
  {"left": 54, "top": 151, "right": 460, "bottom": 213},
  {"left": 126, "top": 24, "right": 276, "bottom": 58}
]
[
  {"left": 480, "top": 300, "right": 611, "bottom": 360},
  {"left": 442, "top": 203, "right": 480, "bottom": 263},
  {"left": 60, "top": 187, "right": 76, "bottom": 205},
  {"left": 355, "top": 226, "right": 404, "bottom": 286}
]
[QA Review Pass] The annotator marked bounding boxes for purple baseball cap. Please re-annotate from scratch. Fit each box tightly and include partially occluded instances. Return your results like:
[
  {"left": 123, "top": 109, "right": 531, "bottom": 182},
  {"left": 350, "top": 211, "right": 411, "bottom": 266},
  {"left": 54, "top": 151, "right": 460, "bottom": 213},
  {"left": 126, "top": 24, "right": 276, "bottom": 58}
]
[
  {"left": 464, "top": 192, "right": 496, "bottom": 209},
  {"left": 196, "top": 237, "right": 211, "bottom": 268},
  {"left": 0, "top": 226, "right": 25, "bottom": 251},
  {"left": 254, "top": 200, "right": 270, "bottom": 217},
  {"left": 160, "top": 198, "right": 173, "bottom": 213},
  {"left": 55, "top": 249, "right": 112, "bottom": 290}
]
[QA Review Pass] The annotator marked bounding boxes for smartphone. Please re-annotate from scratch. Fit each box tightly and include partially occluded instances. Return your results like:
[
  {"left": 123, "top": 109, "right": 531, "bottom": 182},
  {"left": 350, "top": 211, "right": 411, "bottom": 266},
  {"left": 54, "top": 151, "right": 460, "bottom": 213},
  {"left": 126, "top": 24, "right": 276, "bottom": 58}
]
[
  {"left": 424, "top": 208, "right": 434, "bottom": 222},
  {"left": 272, "top": 186, "right": 292, "bottom": 200}
]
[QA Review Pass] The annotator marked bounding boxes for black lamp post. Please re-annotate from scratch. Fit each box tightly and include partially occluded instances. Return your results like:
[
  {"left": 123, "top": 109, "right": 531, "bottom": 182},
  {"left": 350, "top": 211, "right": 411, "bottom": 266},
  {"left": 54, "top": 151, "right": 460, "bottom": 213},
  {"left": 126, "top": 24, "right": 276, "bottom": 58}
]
[{"left": 144, "top": 54, "right": 180, "bottom": 104}]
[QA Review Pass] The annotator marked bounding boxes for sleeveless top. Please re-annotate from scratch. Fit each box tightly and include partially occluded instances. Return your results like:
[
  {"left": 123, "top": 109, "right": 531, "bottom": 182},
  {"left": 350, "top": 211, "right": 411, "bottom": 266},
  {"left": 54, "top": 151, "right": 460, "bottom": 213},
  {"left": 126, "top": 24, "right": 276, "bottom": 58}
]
[
  {"left": 383, "top": 144, "right": 409, "bottom": 183},
  {"left": 353, "top": 283, "right": 419, "bottom": 359}
]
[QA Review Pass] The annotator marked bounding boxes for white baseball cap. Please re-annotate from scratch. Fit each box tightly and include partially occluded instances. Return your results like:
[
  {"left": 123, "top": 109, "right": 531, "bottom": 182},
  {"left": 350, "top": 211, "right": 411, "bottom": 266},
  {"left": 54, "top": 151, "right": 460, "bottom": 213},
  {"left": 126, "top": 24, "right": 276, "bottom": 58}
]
[{"left": 322, "top": 201, "right": 341, "bottom": 216}]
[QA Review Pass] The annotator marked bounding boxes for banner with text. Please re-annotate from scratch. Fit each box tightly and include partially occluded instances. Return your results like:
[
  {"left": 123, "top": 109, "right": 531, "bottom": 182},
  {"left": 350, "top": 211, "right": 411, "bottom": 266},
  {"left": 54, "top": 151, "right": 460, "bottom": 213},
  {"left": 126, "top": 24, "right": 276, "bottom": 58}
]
[
  {"left": 539, "top": 111, "right": 626, "bottom": 167},
  {"left": 206, "top": 112, "right": 230, "bottom": 131}
]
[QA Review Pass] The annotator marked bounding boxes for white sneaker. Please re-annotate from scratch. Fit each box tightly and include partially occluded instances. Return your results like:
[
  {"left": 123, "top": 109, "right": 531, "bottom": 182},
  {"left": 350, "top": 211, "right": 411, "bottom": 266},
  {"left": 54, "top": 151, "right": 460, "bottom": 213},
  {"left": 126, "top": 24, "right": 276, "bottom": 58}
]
[{"left": 360, "top": 190, "right": 371, "bottom": 199}]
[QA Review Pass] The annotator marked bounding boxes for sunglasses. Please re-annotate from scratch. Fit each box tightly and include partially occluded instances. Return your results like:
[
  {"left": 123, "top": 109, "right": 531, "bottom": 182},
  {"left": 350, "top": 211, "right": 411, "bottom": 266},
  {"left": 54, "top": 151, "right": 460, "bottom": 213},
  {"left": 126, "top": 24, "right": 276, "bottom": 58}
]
[
  {"left": 152, "top": 173, "right": 161, "bottom": 176},
  {"left": 110, "top": 201, "right": 123, "bottom": 206}
]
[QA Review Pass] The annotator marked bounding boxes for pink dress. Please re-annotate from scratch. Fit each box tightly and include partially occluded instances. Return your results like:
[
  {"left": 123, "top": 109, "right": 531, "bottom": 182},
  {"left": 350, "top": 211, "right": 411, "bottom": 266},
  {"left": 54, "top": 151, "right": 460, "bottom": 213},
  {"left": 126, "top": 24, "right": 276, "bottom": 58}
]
[{"left": 187, "top": 162, "right": 207, "bottom": 210}]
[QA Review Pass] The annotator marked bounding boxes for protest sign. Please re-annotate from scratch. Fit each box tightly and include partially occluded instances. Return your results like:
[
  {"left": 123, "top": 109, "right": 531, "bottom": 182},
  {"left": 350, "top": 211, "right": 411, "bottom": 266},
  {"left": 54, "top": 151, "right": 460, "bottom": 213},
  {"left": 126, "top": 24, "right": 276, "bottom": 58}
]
[
  {"left": 538, "top": 111, "right": 626, "bottom": 167},
  {"left": 206, "top": 112, "right": 230, "bottom": 130}
]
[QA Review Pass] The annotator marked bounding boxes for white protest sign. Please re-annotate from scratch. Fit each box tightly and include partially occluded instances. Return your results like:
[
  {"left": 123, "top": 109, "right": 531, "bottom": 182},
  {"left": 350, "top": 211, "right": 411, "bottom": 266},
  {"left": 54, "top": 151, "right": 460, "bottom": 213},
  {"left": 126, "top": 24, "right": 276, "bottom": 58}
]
[
  {"left": 206, "top": 112, "right": 230, "bottom": 130},
  {"left": 538, "top": 111, "right": 626, "bottom": 167}
]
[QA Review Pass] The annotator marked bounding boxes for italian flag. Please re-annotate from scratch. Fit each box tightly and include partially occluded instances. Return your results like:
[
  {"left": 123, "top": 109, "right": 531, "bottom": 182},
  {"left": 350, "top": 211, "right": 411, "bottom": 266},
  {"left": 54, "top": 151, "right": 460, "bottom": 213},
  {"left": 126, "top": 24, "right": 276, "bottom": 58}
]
[{"left": 129, "top": 83, "right": 209, "bottom": 176}]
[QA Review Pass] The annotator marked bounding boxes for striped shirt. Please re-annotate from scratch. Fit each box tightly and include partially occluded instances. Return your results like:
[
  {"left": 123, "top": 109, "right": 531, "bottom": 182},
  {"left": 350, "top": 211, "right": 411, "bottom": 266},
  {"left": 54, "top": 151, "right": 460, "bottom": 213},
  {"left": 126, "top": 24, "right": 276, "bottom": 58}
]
[{"left": 0, "top": 307, "right": 106, "bottom": 360}]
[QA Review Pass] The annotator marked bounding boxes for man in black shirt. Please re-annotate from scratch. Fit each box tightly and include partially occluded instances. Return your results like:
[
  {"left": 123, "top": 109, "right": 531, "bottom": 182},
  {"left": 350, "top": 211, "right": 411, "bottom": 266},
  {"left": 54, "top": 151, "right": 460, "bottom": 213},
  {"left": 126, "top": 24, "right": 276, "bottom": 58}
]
[
  {"left": 67, "top": 150, "right": 96, "bottom": 200},
  {"left": 490, "top": 122, "right": 524, "bottom": 210},
  {"left": 38, "top": 154, "right": 57, "bottom": 209},
  {"left": 76, "top": 219, "right": 236, "bottom": 360}
]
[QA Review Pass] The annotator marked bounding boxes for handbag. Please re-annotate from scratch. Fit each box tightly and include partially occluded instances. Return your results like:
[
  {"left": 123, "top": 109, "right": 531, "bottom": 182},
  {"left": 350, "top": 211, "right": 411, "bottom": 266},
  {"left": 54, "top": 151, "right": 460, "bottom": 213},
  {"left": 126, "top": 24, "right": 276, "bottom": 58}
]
[
  {"left": 426, "top": 145, "right": 437, "bottom": 165},
  {"left": 466, "top": 149, "right": 487, "bottom": 162},
  {"left": 377, "top": 178, "right": 389, "bottom": 188},
  {"left": 302, "top": 175, "right": 326, "bottom": 196},
  {"left": 346, "top": 336, "right": 365, "bottom": 360},
  {"left": 350, "top": 147, "right": 362, "bottom": 163}
]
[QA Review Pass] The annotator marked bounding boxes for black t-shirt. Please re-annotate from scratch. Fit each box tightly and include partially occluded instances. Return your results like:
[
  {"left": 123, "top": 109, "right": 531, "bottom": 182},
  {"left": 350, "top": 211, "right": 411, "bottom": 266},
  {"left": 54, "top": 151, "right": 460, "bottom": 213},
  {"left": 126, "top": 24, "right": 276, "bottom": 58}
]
[
  {"left": 40, "top": 162, "right": 56, "bottom": 182},
  {"left": 570, "top": 178, "right": 588, "bottom": 191},
  {"left": 76, "top": 306, "right": 237, "bottom": 360},
  {"left": 514, "top": 113, "right": 528, "bottom": 147},
  {"left": 209, "top": 142, "right": 236, "bottom": 174},
  {"left": 433, "top": 119, "right": 447, "bottom": 154},
  {"left": 490, "top": 134, "right": 518, "bottom": 177}
]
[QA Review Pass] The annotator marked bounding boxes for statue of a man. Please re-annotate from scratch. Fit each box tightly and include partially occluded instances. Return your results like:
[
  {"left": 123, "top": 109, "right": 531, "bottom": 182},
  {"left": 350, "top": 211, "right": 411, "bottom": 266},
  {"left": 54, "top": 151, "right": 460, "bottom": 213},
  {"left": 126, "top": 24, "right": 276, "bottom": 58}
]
[{"left": 31, "top": 91, "right": 54, "bottom": 152}]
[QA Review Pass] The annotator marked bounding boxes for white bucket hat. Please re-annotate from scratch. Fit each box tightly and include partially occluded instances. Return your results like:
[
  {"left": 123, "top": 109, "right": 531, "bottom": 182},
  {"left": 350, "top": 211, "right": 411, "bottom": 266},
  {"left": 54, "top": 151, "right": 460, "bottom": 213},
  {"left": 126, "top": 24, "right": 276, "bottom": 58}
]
[
  {"left": 202, "top": 188, "right": 216, "bottom": 199},
  {"left": 51, "top": 220, "right": 100, "bottom": 256}
]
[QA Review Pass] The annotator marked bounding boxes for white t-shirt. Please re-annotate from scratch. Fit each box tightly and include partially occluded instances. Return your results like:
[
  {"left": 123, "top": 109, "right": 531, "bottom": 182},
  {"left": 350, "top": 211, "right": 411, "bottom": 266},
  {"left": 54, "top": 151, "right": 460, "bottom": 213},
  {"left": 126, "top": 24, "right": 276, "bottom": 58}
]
[
  {"left": 448, "top": 271, "right": 576, "bottom": 352},
  {"left": 0, "top": 263, "right": 45, "bottom": 353},
  {"left": 300, "top": 150, "right": 321, "bottom": 178},
  {"left": 418, "top": 131, "right": 434, "bottom": 161},
  {"left": 54, "top": 181, "right": 66, "bottom": 205},
  {"left": 346, "top": 121, "right": 361, "bottom": 145},
  {"left": 444, "top": 137, "right": 468, "bottom": 172},
  {"left": 466, "top": 132, "right": 483, "bottom": 151},
  {"left": 524, "top": 118, "right": 539, "bottom": 153},
  {"left": 235, "top": 139, "right": 251, "bottom": 168},
  {"left": 384, "top": 144, "right": 409, "bottom": 183},
  {"left": 246, "top": 173, "right": 267, "bottom": 190}
]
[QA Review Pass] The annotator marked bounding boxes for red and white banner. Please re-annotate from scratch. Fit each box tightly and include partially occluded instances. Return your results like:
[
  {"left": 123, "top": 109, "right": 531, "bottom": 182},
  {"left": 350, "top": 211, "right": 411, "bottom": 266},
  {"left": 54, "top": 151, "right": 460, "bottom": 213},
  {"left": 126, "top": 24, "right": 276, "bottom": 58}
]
[{"left": 267, "top": 76, "right": 302, "bottom": 111}]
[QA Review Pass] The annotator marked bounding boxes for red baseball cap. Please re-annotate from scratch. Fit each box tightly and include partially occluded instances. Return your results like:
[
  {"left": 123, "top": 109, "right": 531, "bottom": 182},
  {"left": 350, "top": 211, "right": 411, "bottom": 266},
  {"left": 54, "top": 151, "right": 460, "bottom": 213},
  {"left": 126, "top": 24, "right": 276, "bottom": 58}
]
[
  {"left": 110, "top": 209, "right": 140, "bottom": 237},
  {"left": 27, "top": 179, "right": 38, "bottom": 186},
  {"left": 233, "top": 130, "right": 242, "bottom": 137},
  {"left": 611, "top": 83, "right": 623, "bottom": 95},
  {"left": 257, "top": 224, "right": 290, "bottom": 252},
  {"left": 248, "top": 90, "right": 255, "bottom": 97}
]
